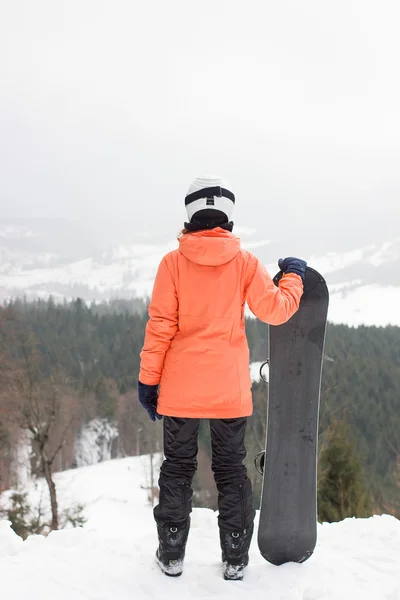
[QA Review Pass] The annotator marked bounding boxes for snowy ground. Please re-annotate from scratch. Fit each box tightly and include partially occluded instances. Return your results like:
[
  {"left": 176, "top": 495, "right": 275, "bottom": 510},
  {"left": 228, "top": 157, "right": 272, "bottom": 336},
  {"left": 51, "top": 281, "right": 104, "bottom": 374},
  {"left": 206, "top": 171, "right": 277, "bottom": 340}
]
[{"left": 1, "top": 456, "right": 399, "bottom": 600}]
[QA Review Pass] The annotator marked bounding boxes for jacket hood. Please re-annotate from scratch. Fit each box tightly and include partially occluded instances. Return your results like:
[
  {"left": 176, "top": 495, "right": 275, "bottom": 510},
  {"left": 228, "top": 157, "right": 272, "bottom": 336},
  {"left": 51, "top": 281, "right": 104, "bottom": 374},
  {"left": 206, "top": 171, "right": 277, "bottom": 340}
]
[{"left": 179, "top": 228, "right": 241, "bottom": 266}]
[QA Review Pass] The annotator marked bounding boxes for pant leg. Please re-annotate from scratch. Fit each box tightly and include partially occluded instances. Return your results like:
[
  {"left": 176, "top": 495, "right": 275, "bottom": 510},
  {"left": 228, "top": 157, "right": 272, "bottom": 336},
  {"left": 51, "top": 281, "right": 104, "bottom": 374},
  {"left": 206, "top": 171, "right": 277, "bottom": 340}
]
[
  {"left": 210, "top": 417, "right": 255, "bottom": 533},
  {"left": 154, "top": 416, "right": 200, "bottom": 527}
]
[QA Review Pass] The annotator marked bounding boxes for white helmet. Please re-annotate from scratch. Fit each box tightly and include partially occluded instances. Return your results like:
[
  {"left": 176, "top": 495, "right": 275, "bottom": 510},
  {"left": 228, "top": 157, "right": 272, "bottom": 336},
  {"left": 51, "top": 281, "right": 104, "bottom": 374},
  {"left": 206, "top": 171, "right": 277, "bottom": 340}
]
[{"left": 185, "top": 174, "right": 235, "bottom": 224}]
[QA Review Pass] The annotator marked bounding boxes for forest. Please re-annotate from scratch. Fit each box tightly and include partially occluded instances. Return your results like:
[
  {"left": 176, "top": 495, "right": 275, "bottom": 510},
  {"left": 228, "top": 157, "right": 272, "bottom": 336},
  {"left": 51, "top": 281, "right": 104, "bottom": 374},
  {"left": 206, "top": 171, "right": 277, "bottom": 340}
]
[{"left": 0, "top": 297, "right": 399, "bottom": 534}]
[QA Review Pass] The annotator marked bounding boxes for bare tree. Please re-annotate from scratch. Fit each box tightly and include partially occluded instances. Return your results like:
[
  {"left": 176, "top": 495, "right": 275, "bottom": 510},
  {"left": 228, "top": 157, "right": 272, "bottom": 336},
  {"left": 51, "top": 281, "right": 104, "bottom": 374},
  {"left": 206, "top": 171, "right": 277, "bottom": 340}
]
[{"left": 0, "top": 319, "right": 80, "bottom": 531}]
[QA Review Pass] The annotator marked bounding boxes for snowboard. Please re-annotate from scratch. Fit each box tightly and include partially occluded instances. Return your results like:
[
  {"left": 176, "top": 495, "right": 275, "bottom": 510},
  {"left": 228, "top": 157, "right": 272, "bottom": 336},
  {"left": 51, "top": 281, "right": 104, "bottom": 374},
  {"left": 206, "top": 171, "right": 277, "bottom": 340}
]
[{"left": 257, "top": 266, "right": 329, "bottom": 565}]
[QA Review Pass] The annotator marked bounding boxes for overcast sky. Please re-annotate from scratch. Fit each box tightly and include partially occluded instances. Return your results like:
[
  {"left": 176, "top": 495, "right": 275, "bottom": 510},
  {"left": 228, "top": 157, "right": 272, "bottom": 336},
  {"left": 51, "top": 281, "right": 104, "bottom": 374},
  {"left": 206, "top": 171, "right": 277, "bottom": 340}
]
[{"left": 1, "top": 0, "right": 399, "bottom": 251}]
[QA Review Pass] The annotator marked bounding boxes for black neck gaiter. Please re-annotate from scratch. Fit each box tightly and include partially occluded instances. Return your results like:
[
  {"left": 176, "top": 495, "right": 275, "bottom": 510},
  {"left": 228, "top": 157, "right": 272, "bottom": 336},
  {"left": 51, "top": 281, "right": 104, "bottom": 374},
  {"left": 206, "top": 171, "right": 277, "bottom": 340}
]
[{"left": 184, "top": 218, "right": 234, "bottom": 233}]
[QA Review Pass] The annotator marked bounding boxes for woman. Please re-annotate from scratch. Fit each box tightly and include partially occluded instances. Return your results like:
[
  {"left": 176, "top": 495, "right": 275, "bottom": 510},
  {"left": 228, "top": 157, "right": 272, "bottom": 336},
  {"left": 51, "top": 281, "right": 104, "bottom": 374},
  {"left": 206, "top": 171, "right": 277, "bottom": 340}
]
[{"left": 138, "top": 175, "right": 306, "bottom": 580}]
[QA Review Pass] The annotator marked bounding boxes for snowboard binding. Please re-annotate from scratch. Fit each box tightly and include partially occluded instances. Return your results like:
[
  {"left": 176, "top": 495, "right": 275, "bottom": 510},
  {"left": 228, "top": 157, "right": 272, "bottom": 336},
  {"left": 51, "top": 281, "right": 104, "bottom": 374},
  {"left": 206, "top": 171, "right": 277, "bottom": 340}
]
[
  {"left": 259, "top": 360, "right": 269, "bottom": 383},
  {"left": 254, "top": 450, "right": 265, "bottom": 475},
  {"left": 254, "top": 360, "right": 269, "bottom": 476}
]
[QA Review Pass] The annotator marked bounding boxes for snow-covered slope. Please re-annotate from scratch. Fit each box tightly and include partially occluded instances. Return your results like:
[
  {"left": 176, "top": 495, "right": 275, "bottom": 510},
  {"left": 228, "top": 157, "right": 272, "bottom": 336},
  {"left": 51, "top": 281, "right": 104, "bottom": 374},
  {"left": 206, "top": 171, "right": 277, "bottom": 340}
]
[
  {"left": 1, "top": 220, "right": 400, "bottom": 326},
  {"left": 0, "top": 456, "right": 399, "bottom": 599}
]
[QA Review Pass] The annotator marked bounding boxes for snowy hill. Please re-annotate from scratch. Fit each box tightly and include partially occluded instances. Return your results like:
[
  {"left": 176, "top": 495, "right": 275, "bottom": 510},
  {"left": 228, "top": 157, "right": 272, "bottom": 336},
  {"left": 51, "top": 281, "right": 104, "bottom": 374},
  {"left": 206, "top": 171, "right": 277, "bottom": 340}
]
[
  {"left": 1, "top": 456, "right": 399, "bottom": 599},
  {"left": 1, "top": 220, "right": 400, "bottom": 326}
]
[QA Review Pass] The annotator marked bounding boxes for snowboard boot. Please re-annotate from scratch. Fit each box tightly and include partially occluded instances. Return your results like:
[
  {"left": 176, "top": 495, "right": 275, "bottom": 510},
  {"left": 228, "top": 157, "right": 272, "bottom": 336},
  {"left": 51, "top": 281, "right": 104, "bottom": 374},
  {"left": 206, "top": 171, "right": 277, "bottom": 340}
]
[
  {"left": 155, "top": 519, "right": 190, "bottom": 577},
  {"left": 220, "top": 524, "right": 254, "bottom": 581}
]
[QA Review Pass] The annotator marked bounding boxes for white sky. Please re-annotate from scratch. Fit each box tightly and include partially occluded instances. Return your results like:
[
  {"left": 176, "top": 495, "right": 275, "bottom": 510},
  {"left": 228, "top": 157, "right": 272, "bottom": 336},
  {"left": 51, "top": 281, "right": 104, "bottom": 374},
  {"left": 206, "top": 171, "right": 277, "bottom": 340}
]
[{"left": 1, "top": 0, "right": 399, "bottom": 247}]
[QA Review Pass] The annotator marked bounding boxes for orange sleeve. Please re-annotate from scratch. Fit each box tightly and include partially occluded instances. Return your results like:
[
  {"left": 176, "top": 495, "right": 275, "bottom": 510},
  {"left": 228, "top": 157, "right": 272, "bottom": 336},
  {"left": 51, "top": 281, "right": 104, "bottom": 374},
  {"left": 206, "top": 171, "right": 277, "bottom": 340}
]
[
  {"left": 246, "top": 257, "right": 303, "bottom": 326},
  {"left": 139, "top": 255, "right": 178, "bottom": 385}
]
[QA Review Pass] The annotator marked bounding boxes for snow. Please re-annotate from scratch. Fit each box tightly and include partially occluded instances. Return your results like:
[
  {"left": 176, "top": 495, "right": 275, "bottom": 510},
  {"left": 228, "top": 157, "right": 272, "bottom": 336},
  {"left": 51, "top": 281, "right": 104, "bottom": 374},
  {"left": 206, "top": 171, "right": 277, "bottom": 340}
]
[
  {"left": 11, "top": 430, "right": 32, "bottom": 489},
  {"left": 0, "top": 241, "right": 173, "bottom": 299},
  {"left": 0, "top": 225, "right": 36, "bottom": 240},
  {"left": 2, "top": 230, "right": 400, "bottom": 326},
  {"left": 74, "top": 418, "right": 119, "bottom": 468},
  {"left": 0, "top": 456, "right": 399, "bottom": 599},
  {"left": 306, "top": 246, "right": 376, "bottom": 275},
  {"left": 327, "top": 284, "right": 400, "bottom": 327},
  {"left": 368, "top": 238, "right": 400, "bottom": 267}
]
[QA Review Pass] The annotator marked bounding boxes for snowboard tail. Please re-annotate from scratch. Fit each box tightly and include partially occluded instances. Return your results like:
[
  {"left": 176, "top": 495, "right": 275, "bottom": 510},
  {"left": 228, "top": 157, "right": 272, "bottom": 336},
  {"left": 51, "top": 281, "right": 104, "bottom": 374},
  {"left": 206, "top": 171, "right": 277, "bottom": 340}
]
[{"left": 257, "top": 267, "right": 329, "bottom": 565}]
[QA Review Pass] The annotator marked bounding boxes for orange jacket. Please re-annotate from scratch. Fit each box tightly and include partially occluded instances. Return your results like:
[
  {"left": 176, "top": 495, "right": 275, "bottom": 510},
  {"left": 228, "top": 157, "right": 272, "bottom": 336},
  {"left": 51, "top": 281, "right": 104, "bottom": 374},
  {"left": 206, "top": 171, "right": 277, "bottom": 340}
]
[{"left": 139, "top": 228, "right": 303, "bottom": 418}]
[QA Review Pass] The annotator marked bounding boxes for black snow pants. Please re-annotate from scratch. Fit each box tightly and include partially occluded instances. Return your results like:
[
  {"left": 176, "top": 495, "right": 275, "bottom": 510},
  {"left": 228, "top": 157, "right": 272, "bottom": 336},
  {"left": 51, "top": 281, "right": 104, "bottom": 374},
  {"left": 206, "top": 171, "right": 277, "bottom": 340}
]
[{"left": 153, "top": 417, "right": 255, "bottom": 534}]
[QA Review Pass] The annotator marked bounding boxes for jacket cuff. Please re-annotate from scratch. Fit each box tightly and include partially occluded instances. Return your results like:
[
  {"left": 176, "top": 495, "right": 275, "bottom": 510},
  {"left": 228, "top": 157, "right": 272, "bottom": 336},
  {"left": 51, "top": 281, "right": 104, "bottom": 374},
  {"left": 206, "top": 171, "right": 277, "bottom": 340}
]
[
  {"left": 138, "top": 373, "right": 161, "bottom": 386},
  {"left": 281, "top": 272, "right": 303, "bottom": 284}
]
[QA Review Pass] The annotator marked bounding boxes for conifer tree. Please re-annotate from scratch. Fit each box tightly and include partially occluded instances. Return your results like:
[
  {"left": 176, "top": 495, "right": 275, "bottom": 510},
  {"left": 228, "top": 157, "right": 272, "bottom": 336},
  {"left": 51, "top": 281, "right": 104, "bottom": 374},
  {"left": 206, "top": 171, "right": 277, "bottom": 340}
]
[{"left": 318, "top": 416, "right": 371, "bottom": 522}]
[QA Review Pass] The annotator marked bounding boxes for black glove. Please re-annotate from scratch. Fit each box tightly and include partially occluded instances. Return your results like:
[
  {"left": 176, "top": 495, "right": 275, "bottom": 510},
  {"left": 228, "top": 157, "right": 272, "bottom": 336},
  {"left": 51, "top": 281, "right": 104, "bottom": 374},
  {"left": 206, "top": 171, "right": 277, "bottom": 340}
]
[
  {"left": 278, "top": 257, "right": 307, "bottom": 281},
  {"left": 138, "top": 381, "right": 163, "bottom": 422}
]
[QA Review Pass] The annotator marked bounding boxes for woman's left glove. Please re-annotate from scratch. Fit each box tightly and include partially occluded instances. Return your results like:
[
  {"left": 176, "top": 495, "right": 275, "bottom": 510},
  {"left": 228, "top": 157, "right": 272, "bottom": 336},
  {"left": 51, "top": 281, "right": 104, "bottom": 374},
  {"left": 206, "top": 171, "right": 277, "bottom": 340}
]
[
  {"left": 278, "top": 257, "right": 307, "bottom": 281},
  {"left": 138, "top": 381, "right": 163, "bottom": 422}
]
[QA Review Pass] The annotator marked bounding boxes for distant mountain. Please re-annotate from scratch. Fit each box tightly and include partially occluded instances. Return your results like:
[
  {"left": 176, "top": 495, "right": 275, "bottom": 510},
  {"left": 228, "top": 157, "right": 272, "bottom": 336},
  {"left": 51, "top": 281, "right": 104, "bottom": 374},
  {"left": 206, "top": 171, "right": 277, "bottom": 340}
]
[{"left": 1, "top": 219, "right": 399, "bottom": 326}]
